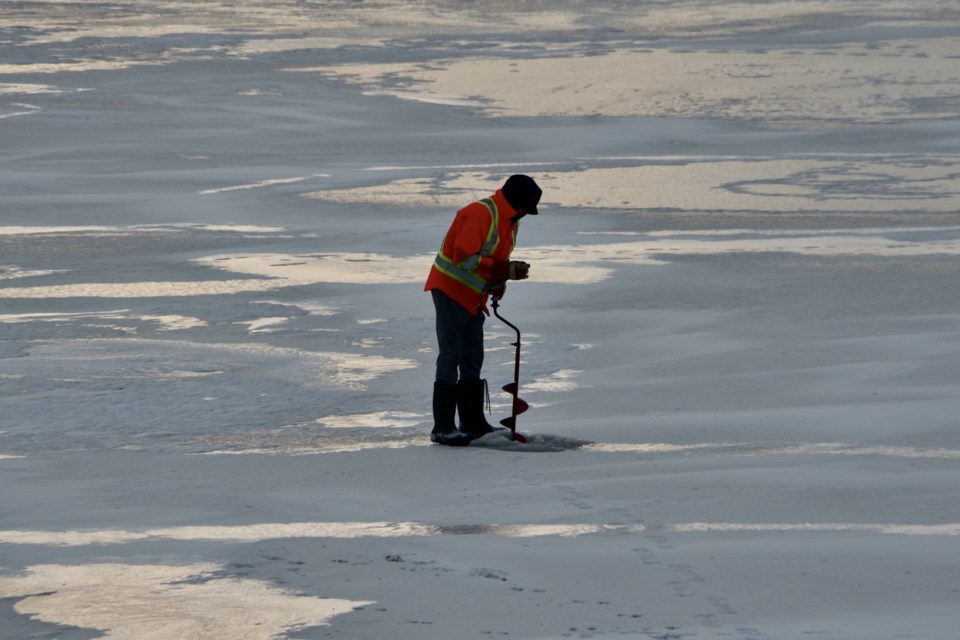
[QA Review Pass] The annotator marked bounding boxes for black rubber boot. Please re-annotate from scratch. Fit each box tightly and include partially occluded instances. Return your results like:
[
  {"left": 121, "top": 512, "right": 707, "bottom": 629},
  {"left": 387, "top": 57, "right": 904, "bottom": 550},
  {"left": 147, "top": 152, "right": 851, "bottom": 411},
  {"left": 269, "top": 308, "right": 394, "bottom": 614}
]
[
  {"left": 431, "top": 381, "right": 471, "bottom": 446},
  {"left": 457, "top": 379, "right": 500, "bottom": 439}
]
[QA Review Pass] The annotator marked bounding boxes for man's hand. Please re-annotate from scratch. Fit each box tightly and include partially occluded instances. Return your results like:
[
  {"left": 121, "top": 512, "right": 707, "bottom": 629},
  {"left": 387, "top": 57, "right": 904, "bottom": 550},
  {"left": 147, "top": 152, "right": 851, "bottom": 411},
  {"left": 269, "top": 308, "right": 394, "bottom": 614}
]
[
  {"left": 483, "top": 278, "right": 507, "bottom": 299},
  {"left": 508, "top": 260, "right": 530, "bottom": 280},
  {"left": 492, "top": 259, "right": 530, "bottom": 282}
]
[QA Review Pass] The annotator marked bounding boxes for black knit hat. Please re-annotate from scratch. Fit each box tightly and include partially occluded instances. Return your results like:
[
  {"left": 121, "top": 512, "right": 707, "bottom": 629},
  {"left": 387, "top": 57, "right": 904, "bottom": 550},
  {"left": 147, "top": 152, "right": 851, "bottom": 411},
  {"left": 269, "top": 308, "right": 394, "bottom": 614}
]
[{"left": 502, "top": 174, "right": 542, "bottom": 215}]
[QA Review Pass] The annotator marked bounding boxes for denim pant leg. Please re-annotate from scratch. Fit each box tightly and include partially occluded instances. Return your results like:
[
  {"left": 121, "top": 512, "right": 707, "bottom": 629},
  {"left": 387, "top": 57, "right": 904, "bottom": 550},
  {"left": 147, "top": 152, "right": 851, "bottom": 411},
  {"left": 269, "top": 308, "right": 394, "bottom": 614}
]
[
  {"left": 432, "top": 289, "right": 485, "bottom": 384},
  {"left": 459, "top": 307, "right": 485, "bottom": 382}
]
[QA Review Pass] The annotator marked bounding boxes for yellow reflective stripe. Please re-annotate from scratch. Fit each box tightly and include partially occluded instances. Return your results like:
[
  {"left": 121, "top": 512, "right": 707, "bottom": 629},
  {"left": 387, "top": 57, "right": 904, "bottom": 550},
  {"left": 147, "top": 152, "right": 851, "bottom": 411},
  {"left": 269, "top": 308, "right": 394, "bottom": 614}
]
[
  {"left": 433, "top": 255, "right": 487, "bottom": 292},
  {"left": 477, "top": 198, "right": 499, "bottom": 257}
]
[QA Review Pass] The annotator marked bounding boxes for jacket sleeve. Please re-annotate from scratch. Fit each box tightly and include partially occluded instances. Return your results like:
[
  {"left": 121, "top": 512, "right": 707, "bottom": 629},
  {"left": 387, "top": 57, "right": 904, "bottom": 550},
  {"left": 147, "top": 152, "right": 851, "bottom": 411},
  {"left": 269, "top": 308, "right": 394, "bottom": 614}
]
[{"left": 490, "top": 259, "right": 510, "bottom": 281}]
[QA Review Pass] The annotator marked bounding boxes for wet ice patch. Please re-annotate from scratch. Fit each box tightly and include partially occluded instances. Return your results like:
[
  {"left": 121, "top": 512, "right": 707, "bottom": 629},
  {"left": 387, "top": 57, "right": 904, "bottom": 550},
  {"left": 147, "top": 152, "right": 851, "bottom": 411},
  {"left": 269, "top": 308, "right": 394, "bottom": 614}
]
[
  {"left": 670, "top": 523, "right": 960, "bottom": 535},
  {"left": 0, "top": 563, "right": 373, "bottom": 639},
  {"left": 17, "top": 338, "right": 416, "bottom": 391}
]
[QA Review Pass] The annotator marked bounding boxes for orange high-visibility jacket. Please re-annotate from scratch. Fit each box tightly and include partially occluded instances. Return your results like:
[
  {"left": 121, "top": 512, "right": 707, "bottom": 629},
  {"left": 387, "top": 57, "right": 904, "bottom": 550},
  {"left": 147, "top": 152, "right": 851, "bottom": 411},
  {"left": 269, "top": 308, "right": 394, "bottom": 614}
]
[{"left": 424, "top": 189, "right": 520, "bottom": 315}]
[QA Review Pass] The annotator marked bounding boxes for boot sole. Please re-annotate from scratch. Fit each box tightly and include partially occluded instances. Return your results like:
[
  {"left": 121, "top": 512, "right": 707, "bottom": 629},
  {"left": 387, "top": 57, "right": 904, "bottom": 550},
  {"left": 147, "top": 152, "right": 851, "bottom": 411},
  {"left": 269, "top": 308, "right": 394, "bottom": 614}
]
[{"left": 430, "top": 432, "right": 473, "bottom": 447}]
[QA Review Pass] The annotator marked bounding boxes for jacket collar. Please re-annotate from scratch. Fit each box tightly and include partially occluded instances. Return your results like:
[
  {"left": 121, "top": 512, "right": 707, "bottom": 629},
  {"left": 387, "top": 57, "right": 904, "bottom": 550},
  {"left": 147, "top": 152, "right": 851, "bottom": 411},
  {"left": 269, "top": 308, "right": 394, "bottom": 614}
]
[{"left": 495, "top": 189, "right": 524, "bottom": 223}]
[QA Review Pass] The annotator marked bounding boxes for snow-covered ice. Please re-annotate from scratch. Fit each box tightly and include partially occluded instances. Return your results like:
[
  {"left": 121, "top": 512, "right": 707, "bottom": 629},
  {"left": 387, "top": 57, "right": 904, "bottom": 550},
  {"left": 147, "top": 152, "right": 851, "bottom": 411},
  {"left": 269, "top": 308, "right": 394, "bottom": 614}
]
[{"left": 2, "top": 1, "right": 960, "bottom": 638}]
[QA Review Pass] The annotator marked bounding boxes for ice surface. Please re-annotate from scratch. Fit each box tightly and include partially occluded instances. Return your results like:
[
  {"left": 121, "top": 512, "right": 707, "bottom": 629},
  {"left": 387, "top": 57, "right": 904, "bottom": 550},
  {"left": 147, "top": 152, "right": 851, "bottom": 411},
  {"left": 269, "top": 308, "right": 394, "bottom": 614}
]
[{"left": 3, "top": 1, "right": 960, "bottom": 639}]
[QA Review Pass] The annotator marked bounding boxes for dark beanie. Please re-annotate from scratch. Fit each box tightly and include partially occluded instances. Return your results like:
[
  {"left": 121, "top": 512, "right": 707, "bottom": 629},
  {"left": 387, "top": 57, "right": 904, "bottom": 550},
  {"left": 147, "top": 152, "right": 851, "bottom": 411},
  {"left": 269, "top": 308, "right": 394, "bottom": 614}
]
[{"left": 502, "top": 174, "right": 542, "bottom": 215}]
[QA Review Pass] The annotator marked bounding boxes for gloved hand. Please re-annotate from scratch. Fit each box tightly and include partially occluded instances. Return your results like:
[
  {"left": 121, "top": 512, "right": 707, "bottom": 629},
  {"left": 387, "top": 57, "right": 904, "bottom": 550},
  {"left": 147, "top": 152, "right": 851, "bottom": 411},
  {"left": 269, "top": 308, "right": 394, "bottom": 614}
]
[
  {"left": 492, "top": 259, "right": 530, "bottom": 282},
  {"left": 488, "top": 282, "right": 506, "bottom": 300},
  {"left": 507, "top": 260, "right": 530, "bottom": 280}
]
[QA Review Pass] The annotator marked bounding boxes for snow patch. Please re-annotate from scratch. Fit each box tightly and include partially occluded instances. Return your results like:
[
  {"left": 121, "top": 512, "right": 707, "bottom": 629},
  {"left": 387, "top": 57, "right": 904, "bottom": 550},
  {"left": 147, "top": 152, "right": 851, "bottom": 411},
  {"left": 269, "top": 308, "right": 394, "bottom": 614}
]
[
  {"left": 524, "top": 369, "right": 582, "bottom": 393},
  {"left": 362, "top": 89, "right": 490, "bottom": 108},
  {"left": 236, "top": 316, "right": 290, "bottom": 333},
  {"left": 198, "top": 173, "right": 329, "bottom": 195},
  {"left": 0, "top": 310, "right": 208, "bottom": 332},
  {"left": 0, "top": 522, "right": 434, "bottom": 546},
  {"left": 316, "top": 411, "right": 423, "bottom": 429},
  {"left": 0, "top": 224, "right": 285, "bottom": 236},
  {"left": 193, "top": 251, "right": 615, "bottom": 287},
  {"left": 0, "top": 563, "right": 373, "bottom": 639},
  {"left": 195, "top": 252, "right": 431, "bottom": 285},
  {"left": 0, "top": 266, "right": 68, "bottom": 280},
  {"left": 4, "top": 520, "right": 958, "bottom": 548},
  {"left": 0, "top": 279, "right": 294, "bottom": 299},
  {"left": 315, "top": 37, "right": 960, "bottom": 124},
  {"left": 305, "top": 160, "right": 960, "bottom": 212},
  {"left": 139, "top": 315, "right": 209, "bottom": 331},
  {"left": 0, "top": 103, "right": 42, "bottom": 119},
  {"left": 0, "top": 83, "right": 77, "bottom": 95}
]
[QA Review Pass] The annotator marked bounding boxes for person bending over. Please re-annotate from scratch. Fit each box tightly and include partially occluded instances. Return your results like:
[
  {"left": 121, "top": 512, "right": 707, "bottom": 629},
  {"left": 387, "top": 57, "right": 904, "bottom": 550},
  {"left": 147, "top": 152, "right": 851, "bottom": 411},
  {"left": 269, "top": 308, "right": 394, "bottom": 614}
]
[{"left": 424, "top": 174, "right": 542, "bottom": 446}]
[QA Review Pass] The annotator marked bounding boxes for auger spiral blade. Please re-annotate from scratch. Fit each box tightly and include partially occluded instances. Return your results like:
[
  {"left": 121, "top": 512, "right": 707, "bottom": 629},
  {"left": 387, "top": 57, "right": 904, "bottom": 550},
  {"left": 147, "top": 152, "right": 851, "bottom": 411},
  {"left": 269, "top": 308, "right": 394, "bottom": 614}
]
[{"left": 492, "top": 298, "right": 529, "bottom": 443}]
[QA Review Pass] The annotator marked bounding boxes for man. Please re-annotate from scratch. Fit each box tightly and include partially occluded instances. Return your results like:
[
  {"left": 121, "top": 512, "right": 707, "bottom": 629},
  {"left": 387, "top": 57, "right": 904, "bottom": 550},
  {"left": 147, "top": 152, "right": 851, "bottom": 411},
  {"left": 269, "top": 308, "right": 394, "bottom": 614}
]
[{"left": 424, "top": 174, "right": 542, "bottom": 446}]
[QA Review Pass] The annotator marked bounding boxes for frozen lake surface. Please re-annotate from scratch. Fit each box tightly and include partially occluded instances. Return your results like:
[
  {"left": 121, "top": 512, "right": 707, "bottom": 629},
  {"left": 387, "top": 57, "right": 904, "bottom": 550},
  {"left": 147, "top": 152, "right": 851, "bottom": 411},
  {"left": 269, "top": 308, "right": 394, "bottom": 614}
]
[{"left": 2, "top": 1, "right": 960, "bottom": 638}]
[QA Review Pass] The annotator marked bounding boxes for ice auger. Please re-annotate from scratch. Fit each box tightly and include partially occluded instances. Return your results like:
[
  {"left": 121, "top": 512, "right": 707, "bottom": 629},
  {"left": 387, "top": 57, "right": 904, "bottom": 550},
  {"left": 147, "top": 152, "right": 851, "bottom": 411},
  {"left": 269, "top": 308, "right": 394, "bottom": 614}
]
[{"left": 491, "top": 297, "right": 529, "bottom": 443}]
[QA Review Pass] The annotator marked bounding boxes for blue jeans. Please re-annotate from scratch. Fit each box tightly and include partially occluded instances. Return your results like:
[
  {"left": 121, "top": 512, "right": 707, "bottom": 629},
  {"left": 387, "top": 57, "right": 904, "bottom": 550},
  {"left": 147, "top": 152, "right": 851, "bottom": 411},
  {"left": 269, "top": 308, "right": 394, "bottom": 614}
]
[{"left": 432, "top": 289, "right": 484, "bottom": 384}]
